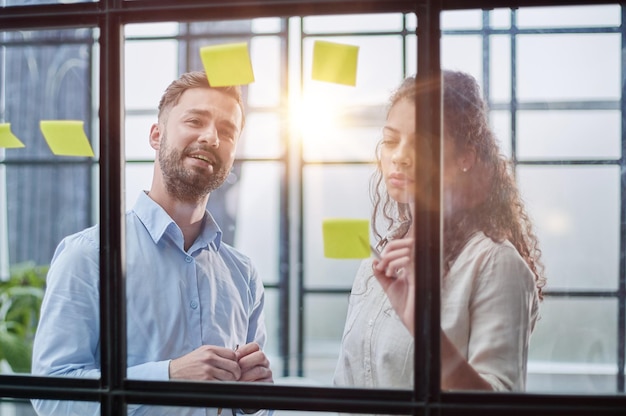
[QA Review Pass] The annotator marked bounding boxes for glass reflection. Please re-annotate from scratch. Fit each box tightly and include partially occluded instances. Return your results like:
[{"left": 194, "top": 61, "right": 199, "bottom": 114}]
[
  {"left": 0, "top": 25, "right": 98, "bottom": 383},
  {"left": 440, "top": 5, "right": 623, "bottom": 394}
]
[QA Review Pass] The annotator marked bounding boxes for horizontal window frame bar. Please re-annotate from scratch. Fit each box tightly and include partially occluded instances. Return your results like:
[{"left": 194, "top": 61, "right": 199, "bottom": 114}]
[
  {"left": 491, "top": 101, "right": 621, "bottom": 111},
  {"left": 1, "top": 0, "right": 620, "bottom": 31},
  {"left": 0, "top": 1, "right": 417, "bottom": 30},
  {"left": 3, "top": 376, "right": 626, "bottom": 414},
  {"left": 442, "top": 0, "right": 621, "bottom": 10}
]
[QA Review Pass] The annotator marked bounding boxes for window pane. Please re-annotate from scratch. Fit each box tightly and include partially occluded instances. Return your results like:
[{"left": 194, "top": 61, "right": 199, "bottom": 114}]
[
  {"left": 441, "top": 9, "right": 483, "bottom": 30},
  {"left": 528, "top": 298, "right": 617, "bottom": 393},
  {"left": 302, "top": 35, "right": 404, "bottom": 106},
  {"left": 125, "top": 22, "right": 179, "bottom": 37},
  {"left": 517, "top": 5, "right": 621, "bottom": 28},
  {"left": 490, "top": 110, "right": 512, "bottom": 158},
  {"left": 234, "top": 162, "right": 282, "bottom": 286},
  {"left": 126, "top": 114, "right": 156, "bottom": 160},
  {"left": 441, "top": 34, "right": 482, "bottom": 80},
  {"left": 489, "top": 35, "right": 512, "bottom": 102},
  {"left": 125, "top": 163, "right": 153, "bottom": 206},
  {"left": 248, "top": 36, "right": 282, "bottom": 108},
  {"left": 1, "top": 27, "right": 99, "bottom": 383},
  {"left": 517, "top": 110, "right": 621, "bottom": 160},
  {"left": 251, "top": 17, "right": 283, "bottom": 34},
  {"left": 490, "top": 8, "right": 511, "bottom": 29},
  {"left": 300, "top": 35, "right": 404, "bottom": 162},
  {"left": 303, "top": 165, "right": 372, "bottom": 289},
  {"left": 440, "top": 5, "right": 623, "bottom": 396},
  {"left": 263, "top": 289, "right": 282, "bottom": 376},
  {"left": 124, "top": 38, "right": 178, "bottom": 110},
  {"left": 238, "top": 113, "right": 283, "bottom": 159},
  {"left": 303, "top": 13, "right": 403, "bottom": 33},
  {"left": 304, "top": 294, "right": 350, "bottom": 385},
  {"left": 517, "top": 166, "right": 620, "bottom": 291},
  {"left": 406, "top": 34, "right": 417, "bottom": 75},
  {"left": 517, "top": 33, "right": 620, "bottom": 101}
]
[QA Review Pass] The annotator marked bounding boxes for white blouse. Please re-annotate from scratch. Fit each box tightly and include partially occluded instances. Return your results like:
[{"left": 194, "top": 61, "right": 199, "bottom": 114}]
[{"left": 334, "top": 231, "right": 540, "bottom": 392}]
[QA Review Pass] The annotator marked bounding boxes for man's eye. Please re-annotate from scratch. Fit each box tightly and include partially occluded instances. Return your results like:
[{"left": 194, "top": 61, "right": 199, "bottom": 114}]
[{"left": 220, "top": 131, "right": 236, "bottom": 142}]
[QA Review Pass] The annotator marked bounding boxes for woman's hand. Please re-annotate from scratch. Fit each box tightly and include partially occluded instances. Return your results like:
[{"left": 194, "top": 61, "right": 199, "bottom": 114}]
[
  {"left": 373, "top": 238, "right": 494, "bottom": 391},
  {"left": 373, "top": 237, "right": 415, "bottom": 335}
]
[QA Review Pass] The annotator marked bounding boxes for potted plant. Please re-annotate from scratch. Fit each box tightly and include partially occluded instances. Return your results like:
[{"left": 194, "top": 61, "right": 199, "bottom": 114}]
[{"left": 0, "top": 262, "right": 47, "bottom": 374}]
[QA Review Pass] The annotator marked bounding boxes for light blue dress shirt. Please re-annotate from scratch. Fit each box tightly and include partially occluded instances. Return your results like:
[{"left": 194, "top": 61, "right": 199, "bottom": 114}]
[{"left": 31, "top": 191, "right": 268, "bottom": 416}]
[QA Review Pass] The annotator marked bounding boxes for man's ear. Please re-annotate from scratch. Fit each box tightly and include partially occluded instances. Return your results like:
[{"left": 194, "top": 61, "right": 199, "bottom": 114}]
[{"left": 149, "top": 123, "right": 161, "bottom": 150}]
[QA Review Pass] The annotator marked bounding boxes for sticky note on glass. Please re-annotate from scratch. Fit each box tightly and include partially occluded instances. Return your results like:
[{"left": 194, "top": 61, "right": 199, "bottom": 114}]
[
  {"left": 311, "top": 40, "right": 359, "bottom": 86},
  {"left": 40, "top": 120, "right": 94, "bottom": 157},
  {"left": 322, "top": 218, "right": 370, "bottom": 259},
  {"left": 0, "top": 123, "right": 25, "bottom": 148},
  {"left": 200, "top": 42, "right": 255, "bottom": 87}
]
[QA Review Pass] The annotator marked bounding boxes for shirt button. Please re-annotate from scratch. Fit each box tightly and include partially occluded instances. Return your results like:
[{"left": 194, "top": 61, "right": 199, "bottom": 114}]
[
  {"left": 190, "top": 301, "right": 198, "bottom": 309},
  {"left": 368, "top": 320, "right": 374, "bottom": 327},
  {"left": 185, "top": 256, "right": 192, "bottom": 263}
]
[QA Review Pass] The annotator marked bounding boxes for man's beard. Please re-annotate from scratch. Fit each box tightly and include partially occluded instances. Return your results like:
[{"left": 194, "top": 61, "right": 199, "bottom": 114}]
[{"left": 158, "top": 134, "right": 230, "bottom": 203}]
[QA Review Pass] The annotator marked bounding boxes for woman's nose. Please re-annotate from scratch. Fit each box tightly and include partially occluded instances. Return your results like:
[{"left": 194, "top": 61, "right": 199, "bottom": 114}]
[{"left": 392, "top": 143, "right": 412, "bottom": 165}]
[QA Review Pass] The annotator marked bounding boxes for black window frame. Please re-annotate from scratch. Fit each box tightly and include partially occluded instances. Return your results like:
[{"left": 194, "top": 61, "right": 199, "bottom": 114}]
[{"left": 1, "top": 0, "right": 625, "bottom": 415}]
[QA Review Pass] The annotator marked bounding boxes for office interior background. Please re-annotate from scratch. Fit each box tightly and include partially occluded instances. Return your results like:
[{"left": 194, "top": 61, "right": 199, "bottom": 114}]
[{"left": 0, "top": 0, "right": 624, "bottom": 415}]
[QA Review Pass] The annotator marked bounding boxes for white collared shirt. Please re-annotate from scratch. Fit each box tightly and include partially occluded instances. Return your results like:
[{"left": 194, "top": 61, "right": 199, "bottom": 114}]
[{"left": 334, "top": 231, "right": 539, "bottom": 392}]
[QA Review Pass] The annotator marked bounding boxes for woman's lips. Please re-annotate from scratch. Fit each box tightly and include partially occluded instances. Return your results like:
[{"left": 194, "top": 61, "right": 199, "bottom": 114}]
[{"left": 388, "top": 172, "right": 413, "bottom": 187}]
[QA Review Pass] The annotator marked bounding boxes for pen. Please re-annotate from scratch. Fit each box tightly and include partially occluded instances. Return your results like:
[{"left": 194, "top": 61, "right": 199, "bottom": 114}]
[
  {"left": 217, "top": 344, "right": 239, "bottom": 416},
  {"left": 359, "top": 236, "right": 380, "bottom": 260},
  {"left": 369, "top": 243, "right": 381, "bottom": 260}
]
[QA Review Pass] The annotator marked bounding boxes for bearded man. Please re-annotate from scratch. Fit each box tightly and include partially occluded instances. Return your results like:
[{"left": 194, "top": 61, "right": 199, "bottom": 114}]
[{"left": 32, "top": 71, "right": 273, "bottom": 416}]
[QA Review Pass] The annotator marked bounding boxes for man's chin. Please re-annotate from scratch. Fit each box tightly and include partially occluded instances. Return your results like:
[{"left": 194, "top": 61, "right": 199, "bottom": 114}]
[{"left": 188, "top": 162, "right": 215, "bottom": 175}]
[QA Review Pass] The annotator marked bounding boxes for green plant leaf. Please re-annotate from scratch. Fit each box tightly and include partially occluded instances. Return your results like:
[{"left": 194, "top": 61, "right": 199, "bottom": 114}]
[{"left": 0, "top": 330, "right": 33, "bottom": 373}]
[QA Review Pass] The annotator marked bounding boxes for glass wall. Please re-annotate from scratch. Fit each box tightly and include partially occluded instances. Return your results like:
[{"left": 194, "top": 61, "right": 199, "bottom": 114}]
[
  {"left": 0, "top": 1, "right": 625, "bottom": 415},
  {"left": 441, "top": 4, "right": 622, "bottom": 393}
]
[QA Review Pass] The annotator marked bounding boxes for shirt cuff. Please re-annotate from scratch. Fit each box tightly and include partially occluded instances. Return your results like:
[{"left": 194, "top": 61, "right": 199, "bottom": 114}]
[{"left": 126, "top": 360, "right": 171, "bottom": 381}]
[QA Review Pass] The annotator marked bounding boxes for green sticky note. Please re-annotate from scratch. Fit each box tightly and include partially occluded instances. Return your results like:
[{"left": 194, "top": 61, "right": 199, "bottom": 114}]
[
  {"left": 40, "top": 120, "right": 94, "bottom": 157},
  {"left": 311, "top": 40, "right": 359, "bottom": 86},
  {"left": 0, "top": 123, "right": 25, "bottom": 148},
  {"left": 200, "top": 42, "right": 255, "bottom": 87},
  {"left": 322, "top": 218, "right": 370, "bottom": 259}
]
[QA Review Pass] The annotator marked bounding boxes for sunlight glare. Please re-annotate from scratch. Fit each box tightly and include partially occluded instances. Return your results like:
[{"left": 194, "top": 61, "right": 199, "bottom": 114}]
[{"left": 289, "top": 88, "right": 341, "bottom": 142}]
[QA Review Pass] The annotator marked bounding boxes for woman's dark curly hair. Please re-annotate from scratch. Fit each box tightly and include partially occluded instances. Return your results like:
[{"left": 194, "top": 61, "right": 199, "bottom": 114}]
[{"left": 370, "top": 70, "right": 545, "bottom": 299}]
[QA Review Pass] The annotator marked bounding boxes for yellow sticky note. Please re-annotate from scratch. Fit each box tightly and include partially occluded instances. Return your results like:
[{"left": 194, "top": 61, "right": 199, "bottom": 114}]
[
  {"left": 0, "top": 123, "right": 25, "bottom": 148},
  {"left": 200, "top": 42, "right": 255, "bottom": 87},
  {"left": 40, "top": 120, "right": 94, "bottom": 157},
  {"left": 311, "top": 40, "right": 359, "bottom": 86},
  {"left": 322, "top": 218, "right": 370, "bottom": 259}
]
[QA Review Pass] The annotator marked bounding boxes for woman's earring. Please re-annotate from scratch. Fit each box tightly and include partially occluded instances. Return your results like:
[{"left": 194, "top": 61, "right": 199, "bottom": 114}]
[{"left": 462, "top": 167, "right": 468, "bottom": 173}]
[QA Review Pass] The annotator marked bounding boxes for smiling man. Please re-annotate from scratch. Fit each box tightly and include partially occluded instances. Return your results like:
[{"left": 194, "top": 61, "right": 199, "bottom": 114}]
[{"left": 32, "top": 71, "right": 273, "bottom": 416}]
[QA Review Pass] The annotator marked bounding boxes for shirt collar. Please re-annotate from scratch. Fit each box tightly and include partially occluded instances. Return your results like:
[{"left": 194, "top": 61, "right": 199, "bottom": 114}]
[{"left": 132, "top": 191, "right": 222, "bottom": 251}]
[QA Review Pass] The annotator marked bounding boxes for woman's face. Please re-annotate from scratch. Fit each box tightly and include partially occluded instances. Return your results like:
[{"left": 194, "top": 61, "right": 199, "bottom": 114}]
[
  {"left": 380, "top": 97, "right": 468, "bottom": 211},
  {"left": 380, "top": 98, "right": 416, "bottom": 204}
]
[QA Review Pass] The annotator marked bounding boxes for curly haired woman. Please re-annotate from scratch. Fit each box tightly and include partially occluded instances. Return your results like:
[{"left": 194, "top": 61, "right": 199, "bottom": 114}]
[{"left": 334, "top": 70, "right": 545, "bottom": 392}]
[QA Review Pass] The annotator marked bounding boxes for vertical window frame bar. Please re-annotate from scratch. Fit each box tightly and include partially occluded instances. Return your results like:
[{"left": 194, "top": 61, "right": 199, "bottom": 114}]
[
  {"left": 99, "top": 1, "right": 127, "bottom": 415},
  {"left": 618, "top": 3, "right": 626, "bottom": 394},
  {"left": 415, "top": 0, "right": 443, "bottom": 405}
]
